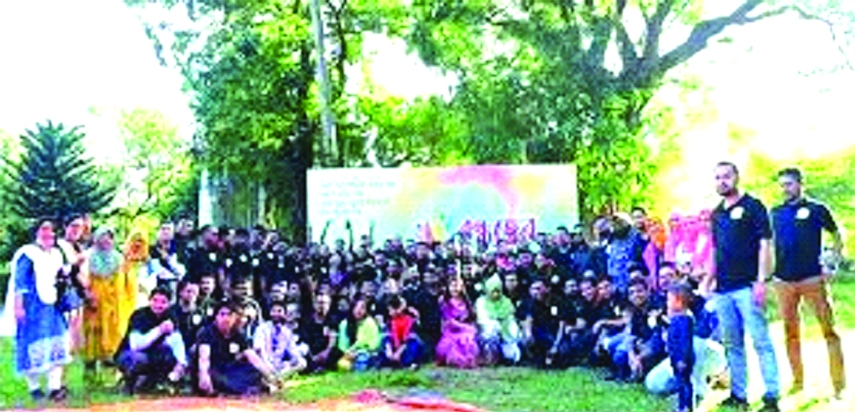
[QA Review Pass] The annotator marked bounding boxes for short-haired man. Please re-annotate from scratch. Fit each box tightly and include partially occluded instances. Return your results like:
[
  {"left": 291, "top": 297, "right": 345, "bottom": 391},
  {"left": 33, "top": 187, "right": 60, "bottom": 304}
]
[
  {"left": 115, "top": 287, "right": 187, "bottom": 395},
  {"left": 707, "top": 161, "right": 780, "bottom": 412},
  {"left": 771, "top": 167, "right": 846, "bottom": 398}
]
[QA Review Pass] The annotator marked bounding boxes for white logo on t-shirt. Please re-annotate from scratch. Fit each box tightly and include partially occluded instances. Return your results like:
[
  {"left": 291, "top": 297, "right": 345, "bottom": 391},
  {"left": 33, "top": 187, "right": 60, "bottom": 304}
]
[
  {"left": 229, "top": 342, "right": 239, "bottom": 354},
  {"left": 730, "top": 206, "right": 745, "bottom": 220},
  {"left": 796, "top": 207, "right": 811, "bottom": 220}
]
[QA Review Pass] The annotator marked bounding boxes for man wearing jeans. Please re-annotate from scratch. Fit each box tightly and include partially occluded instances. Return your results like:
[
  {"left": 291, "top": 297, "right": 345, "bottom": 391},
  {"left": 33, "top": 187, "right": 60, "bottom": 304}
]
[
  {"left": 708, "top": 162, "right": 780, "bottom": 412},
  {"left": 771, "top": 168, "right": 846, "bottom": 398}
]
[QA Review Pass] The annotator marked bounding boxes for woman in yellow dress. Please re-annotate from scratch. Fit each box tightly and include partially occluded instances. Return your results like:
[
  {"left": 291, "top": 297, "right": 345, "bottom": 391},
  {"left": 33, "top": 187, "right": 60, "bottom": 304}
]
[
  {"left": 121, "top": 228, "right": 150, "bottom": 309},
  {"left": 83, "top": 227, "right": 134, "bottom": 383}
]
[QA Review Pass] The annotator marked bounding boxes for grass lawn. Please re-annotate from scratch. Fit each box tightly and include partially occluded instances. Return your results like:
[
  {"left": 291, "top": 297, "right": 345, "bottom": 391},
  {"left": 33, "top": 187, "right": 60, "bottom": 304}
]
[{"left": 1, "top": 274, "right": 853, "bottom": 411}]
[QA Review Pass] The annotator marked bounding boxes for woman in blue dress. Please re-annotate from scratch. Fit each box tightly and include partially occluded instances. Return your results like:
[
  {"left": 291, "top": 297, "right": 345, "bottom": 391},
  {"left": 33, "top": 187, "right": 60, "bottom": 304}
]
[{"left": 4, "top": 217, "right": 72, "bottom": 401}]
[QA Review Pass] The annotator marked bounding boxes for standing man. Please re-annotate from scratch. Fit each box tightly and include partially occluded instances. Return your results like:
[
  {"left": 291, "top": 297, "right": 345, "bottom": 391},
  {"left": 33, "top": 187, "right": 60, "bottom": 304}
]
[
  {"left": 708, "top": 161, "right": 780, "bottom": 412},
  {"left": 771, "top": 167, "right": 845, "bottom": 398}
]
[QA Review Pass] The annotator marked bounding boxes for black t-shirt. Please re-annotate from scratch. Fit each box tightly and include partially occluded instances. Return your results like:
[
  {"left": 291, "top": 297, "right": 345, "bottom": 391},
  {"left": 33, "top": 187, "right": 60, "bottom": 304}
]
[
  {"left": 116, "top": 307, "right": 174, "bottom": 358},
  {"left": 302, "top": 315, "right": 336, "bottom": 354},
  {"left": 406, "top": 289, "right": 442, "bottom": 342},
  {"left": 712, "top": 194, "right": 773, "bottom": 292},
  {"left": 627, "top": 301, "right": 663, "bottom": 342},
  {"left": 772, "top": 199, "right": 837, "bottom": 281},
  {"left": 520, "top": 297, "right": 573, "bottom": 335},
  {"left": 187, "top": 247, "right": 222, "bottom": 284},
  {"left": 197, "top": 325, "right": 251, "bottom": 371},
  {"left": 575, "top": 298, "right": 601, "bottom": 329},
  {"left": 170, "top": 304, "right": 204, "bottom": 349}
]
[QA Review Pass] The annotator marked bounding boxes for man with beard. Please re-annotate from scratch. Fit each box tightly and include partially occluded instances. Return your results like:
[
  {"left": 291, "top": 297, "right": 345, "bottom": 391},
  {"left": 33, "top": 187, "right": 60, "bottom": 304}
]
[
  {"left": 253, "top": 300, "right": 307, "bottom": 377},
  {"left": 520, "top": 279, "right": 573, "bottom": 369},
  {"left": 115, "top": 287, "right": 187, "bottom": 395},
  {"left": 771, "top": 168, "right": 845, "bottom": 399},
  {"left": 406, "top": 270, "right": 443, "bottom": 361},
  {"left": 170, "top": 280, "right": 204, "bottom": 356},
  {"left": 303, "top": 292, "right": 342, "bottom": 372},
  {"left": 548, "top": 227, "right": 575, "bottom": 280},
  {"left": 706, "top": 161, "right": 780, "bottom": 412}
]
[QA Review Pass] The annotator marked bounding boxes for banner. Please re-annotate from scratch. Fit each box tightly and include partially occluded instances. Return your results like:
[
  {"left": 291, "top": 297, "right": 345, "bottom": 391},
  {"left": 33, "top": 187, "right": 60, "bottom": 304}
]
[{"left": 307, "top": 164, "right": 578, "bottom": 246}]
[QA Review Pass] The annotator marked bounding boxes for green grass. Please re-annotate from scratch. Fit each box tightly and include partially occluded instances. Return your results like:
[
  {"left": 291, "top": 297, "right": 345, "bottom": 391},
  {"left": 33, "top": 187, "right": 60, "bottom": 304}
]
[{"left": 1, "top": 274, "right": 853, "bottom": 411}]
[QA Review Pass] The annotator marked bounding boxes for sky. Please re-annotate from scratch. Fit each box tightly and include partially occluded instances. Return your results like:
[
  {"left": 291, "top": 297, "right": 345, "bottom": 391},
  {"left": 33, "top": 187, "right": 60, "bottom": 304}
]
[{"left": 0, "top": 0, "right": 852, "bottom": 211}]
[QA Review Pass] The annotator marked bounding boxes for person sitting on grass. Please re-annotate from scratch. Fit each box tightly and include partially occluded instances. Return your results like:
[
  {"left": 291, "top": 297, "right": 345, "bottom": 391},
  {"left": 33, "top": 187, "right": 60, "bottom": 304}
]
[
  {"left": 196, "top": 299, "right": 279, "bottom": 396},
  {"left": 114, "top": 286, "right": 188, "bottom": 395},
  {"left": 475, "top": 274, "right": 521, "bottom": 366},
  {"left": 381, "top": 295, "right": 423, "bottom": 369},
  {"left": 520, "top": 279, "right": 572, "bottom": 369},
  {"left": 170, "top": 280, "right": 204, "bottom": 358},
  {"left": 230, "top": 275, "right": 263, "bottom": 340},
  {"left": 253, "top": 300, "right": 307, "bottom": 377},
  {"left": 607, "top": 278, "right": 665, "bottom": 383},
  {"left": 303, "top": 292, "right": 342, "bottom": 373},
  {"left": 337, "top": 295, "right": 382, "bottom": 371}
]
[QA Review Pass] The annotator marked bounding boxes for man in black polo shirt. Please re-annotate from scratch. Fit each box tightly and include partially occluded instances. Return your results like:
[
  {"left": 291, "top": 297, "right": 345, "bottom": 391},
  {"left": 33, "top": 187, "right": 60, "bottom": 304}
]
[
  {"left": 707, "top": 161, "right": 780, "bottom": 412},
  {"left": 771, "top": 167, "right": 845, "bottom": 398}
]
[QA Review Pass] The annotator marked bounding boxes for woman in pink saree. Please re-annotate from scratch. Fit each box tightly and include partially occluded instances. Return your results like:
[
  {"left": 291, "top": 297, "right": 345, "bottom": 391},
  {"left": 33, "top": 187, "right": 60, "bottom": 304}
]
[{"left": 435, "top": 276, "right": 480, "bottom": 368}]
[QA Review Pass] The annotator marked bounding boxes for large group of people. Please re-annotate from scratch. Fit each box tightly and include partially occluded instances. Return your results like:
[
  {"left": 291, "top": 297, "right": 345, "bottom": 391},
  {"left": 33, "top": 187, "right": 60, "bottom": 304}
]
[{"left": 3, "top": 163, "right": 847, "bottom": 412}]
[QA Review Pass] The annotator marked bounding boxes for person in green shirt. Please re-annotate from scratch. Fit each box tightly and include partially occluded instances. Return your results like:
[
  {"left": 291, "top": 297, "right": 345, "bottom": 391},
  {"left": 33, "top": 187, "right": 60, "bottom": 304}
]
[{"left": 337, "top": 295, "right": 381, "bottom": 371}]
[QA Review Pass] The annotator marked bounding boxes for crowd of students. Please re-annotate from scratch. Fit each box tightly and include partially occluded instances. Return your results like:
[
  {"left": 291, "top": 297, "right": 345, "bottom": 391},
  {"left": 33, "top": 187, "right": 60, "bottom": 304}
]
[{"left": 4, "top": 165, "right": 847, "bottom": 412}]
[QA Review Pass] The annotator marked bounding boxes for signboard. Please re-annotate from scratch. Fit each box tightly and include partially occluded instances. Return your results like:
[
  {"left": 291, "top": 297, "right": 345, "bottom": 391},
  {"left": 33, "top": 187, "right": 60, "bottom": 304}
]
[{"left": 307, "top": 164, "right": 578, "bottom": 246}]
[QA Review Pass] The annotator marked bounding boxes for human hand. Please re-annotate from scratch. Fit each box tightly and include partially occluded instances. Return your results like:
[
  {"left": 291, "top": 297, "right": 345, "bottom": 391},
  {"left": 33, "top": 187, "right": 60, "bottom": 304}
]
[
  {"left": 14, "top": 299, "right": 25, "bottom": 321},
  {"left": 160, "top": 320, "right": 176, "bottom": 335}
]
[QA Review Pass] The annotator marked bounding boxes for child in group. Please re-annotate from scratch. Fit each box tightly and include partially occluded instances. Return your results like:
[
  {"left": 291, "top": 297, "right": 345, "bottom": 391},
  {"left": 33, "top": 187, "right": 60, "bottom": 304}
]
[
  {"left": 382, "top": 295, "right": 422, "bottom": 369},
  {"left": 666, "top": 282, "right": 695, "bottom": 412}
]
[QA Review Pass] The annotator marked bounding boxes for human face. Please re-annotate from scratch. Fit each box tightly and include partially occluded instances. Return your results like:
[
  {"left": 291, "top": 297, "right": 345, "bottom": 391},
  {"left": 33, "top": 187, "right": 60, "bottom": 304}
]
[
  {"left": 285, "top": 303, "right": 301, "bottom": 323},
  {"left": 448, "top": 277, "right": 465, "bottom": 297},
  {"left": 631, "top": 210, "right": 647, "bottom": 229},
  {"left": 232, "top": 281, "right": 252, "bottom": 300},
  {"left": 215, "top": 306, "right": 236, "bottom": 333},
  {"left": 287, "top": 283, "right": 301, "bottom": 300},
  {"left": 64, "top": 218, "right": 84, "bottom": 242},
  {"left": 628, "top": 284, "right": 648, "bottom": 307},
  {"left": 180, "top": 283, "right": 199, "bottom": 304},
  {"left": 504, "top": 274, "right": 519, "bottom": 293},
  {"left": 564, "top": 279, "right": 579, "bottom": 296},
  {"left": 96, "top": 232, "right": 114, "bottom": 251},
  {"left": 352, "top": 299, "right": 367, "bottom": 320},
  {"left": 658, "top": 266, "right": 677, "bottom": 289},
  {"left": 200, "top": 276, "right": 216, "bottom": 296},
  {"left": 270, "top": 305, "right": 286, "bottom": 324},
  {"left": 158, "top": 223, "right": 174, "bottom": 243},
  {"left": 714, "top": 164, "right": 739, "bottom": 197},
  {"left": 270, "top": 281, "right": 288, "bottom": 301},
  {"left": 580, "top": 281, "right": 596, "bottom": 302},
  {"left": 150, "top": 293, "right": 171, "bottom": 316},
  {"left": 36, "top": 221, "right": 56, "bottom": 248},
  {"left": 314, "top": 293, "right": 331, "bottom": 316},
  {"left": 597, "top": 280, "right": 613, "bottom": 300},
  {"left": 666, "top": 291, "right": 684, "bottom": 314},
  {"left": 360, "top": 282, "right": 377, "bottom": 300},
  {"left": 778, "top": 174, "right": 802, "bottom": 203},
  {"left": 529, "top": 281, "right": 547, "bottom": 301}
]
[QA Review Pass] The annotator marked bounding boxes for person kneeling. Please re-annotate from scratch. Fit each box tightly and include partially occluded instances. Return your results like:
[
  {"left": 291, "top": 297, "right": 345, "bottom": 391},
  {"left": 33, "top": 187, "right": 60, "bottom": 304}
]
[
  {"left": 115, "top": 286, "right": 188, "bottom": 395},
  {"left": 253, "top": 300, "right": 307, "bottom": 377},
  {"left": 197, "top": 300, "right": 279, "bottom": 396}
]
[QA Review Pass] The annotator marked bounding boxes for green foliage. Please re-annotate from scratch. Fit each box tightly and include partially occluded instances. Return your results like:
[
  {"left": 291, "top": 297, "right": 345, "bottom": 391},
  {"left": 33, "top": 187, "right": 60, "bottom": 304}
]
[
  {"left": 113, "top": 108, "right": 196, "bottom": 222},
  {"left": 0, "top": 122, "right": 116, "bottom": 260},
  {"left": 743, "top": 147, "right": 855, "bottom": 259}
]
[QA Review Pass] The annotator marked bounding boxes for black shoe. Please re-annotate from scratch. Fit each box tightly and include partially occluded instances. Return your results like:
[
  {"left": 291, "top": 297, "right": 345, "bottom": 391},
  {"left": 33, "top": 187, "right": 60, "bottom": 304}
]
[
  {"left": 758, "top": 396, "right": 780, "bottom": 412},
  {"left": 48, "top": 386, "right": 69, "bottom": 402},
  {"left": 30, "top": 389, "right": 46, "bottom": 402},
  {"left": 720, "top": 395, "right": 748, "bottom": 410}
]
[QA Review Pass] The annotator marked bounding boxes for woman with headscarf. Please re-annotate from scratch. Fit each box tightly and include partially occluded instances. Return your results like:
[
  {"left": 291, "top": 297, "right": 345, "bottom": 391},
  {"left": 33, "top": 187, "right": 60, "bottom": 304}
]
[
  {"left": 121, "top": 229, "right": 151, "bottom": 309},
  {"left": 83, "top": 227, "right": 132, "bottom": 384},
  {"left": 2, "top": 218, "right": 72, "bottom": 401},
  {"left": 475, "top": 274, "right": 521, "bottom": 365}
]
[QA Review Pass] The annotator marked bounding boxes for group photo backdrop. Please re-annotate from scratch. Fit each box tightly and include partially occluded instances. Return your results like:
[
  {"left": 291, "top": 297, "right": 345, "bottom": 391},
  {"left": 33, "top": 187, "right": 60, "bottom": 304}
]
[{"left": 307, "top": 164, "right": 579, "bottom": 246}]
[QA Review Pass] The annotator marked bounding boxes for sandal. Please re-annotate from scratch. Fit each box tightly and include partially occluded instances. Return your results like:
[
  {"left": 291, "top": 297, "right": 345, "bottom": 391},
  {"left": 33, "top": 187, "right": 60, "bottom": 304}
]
[{"left": 48, "top": 386, "right": 69, "bottom": 402}]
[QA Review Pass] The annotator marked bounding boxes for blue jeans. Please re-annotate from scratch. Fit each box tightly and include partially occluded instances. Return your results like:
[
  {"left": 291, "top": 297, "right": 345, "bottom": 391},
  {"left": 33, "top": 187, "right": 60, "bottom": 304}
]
[{"left": 714, "top": 287, "right": 779, "bottom": 400}]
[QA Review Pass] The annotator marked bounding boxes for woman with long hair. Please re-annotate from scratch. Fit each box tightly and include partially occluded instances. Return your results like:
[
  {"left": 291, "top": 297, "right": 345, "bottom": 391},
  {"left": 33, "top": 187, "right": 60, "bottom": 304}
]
[
  {"left": 436, "top": 276, "right": 480, "bottom": 368},
  {"left": 336, "top": 294, "right": 381, "bottom": 371},
  {"left": 3, "top": 217, "right": 72, "bottom": 401}
]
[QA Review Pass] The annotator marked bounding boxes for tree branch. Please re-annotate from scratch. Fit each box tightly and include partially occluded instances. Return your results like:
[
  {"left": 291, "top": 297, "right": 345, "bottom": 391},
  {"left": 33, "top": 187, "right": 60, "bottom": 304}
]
[
  {"left": 657, "top": 0, "right": 765, "bottom": 77},
  {"left": 786, "top": 5, "right": 855, "bottom": 72}
]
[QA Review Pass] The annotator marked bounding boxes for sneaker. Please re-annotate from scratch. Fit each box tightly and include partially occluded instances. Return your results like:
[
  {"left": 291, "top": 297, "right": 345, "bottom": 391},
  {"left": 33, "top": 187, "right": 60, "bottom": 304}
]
[
  {"left": 30, "top": 389, "right": 46, "bottom": 402},
  {"left": 48, "top": 387, "right": 69, "bottom": 402},
  {"left": 758, "top": 396, "right": 780, "bottom": 412},
  {"left": 720, "top": 395, "right": 749, "bottom": 410}
]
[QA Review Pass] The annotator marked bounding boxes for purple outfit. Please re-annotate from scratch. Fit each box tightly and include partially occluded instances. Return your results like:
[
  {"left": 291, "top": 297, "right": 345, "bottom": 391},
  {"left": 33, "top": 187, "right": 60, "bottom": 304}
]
[{"left": 435, "top": 297, "right": 479, "bottom": 368}]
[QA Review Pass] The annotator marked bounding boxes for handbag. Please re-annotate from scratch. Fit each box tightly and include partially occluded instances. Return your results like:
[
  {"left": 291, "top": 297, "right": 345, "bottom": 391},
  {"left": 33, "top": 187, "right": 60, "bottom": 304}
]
[{"left": 55, "top": 269, "right": 84, "bottom": 313}]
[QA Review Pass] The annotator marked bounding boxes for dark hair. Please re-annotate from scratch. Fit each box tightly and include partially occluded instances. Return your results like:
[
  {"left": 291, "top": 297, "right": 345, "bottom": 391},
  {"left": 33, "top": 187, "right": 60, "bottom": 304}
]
[
  {"left": 345, "top": 294, "right": 368, "bottom": 345},
  {"left": 63, "top": 213, "right": 84, "bottom": 228},
  {"left": 235, "top": 228, "right": 250, "bottom": 238},
  {"left": 716, "top": 161, "right": 739, "bottom": 176},
  {"left": 31, "top": 216, "right": 57, "bottom": 239},
  {"left": 777, "top": 167, "right": 803, "bottom": 183},
  {"left": 659, "top": 261, "right": 677, "bottom": 272},
  {"left": 268, "top": 299, "right": 287, "bottom": 314},
  {"left": 628, "top": 277, "right": 648, "bottom": 290},
  {"left": 150, "top": 285, "right": 173, "bottom": 301},
  {"left": 177, "top": 280, "right": 195, "bottom": 294},
  {"left": 387, "top": 294, "right": 405, "bottom": 311},
  {"left": 667, "top": 282, "right": 693, "bottom": 305},
  {"left": 627, "top": 262, "right": 649, "bottom": 277},
  {"left": 213, "top": 298, "right": 239, "bottom": 315},
  {"left": 630, "top": 206, "right": 646, "bottom": 215}
]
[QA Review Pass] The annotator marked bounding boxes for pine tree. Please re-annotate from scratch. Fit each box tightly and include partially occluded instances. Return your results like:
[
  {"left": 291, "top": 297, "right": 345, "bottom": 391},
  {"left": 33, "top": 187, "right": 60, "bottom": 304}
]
[{"left": 0, "top": 121, "right": 116, "bottom": 221}]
